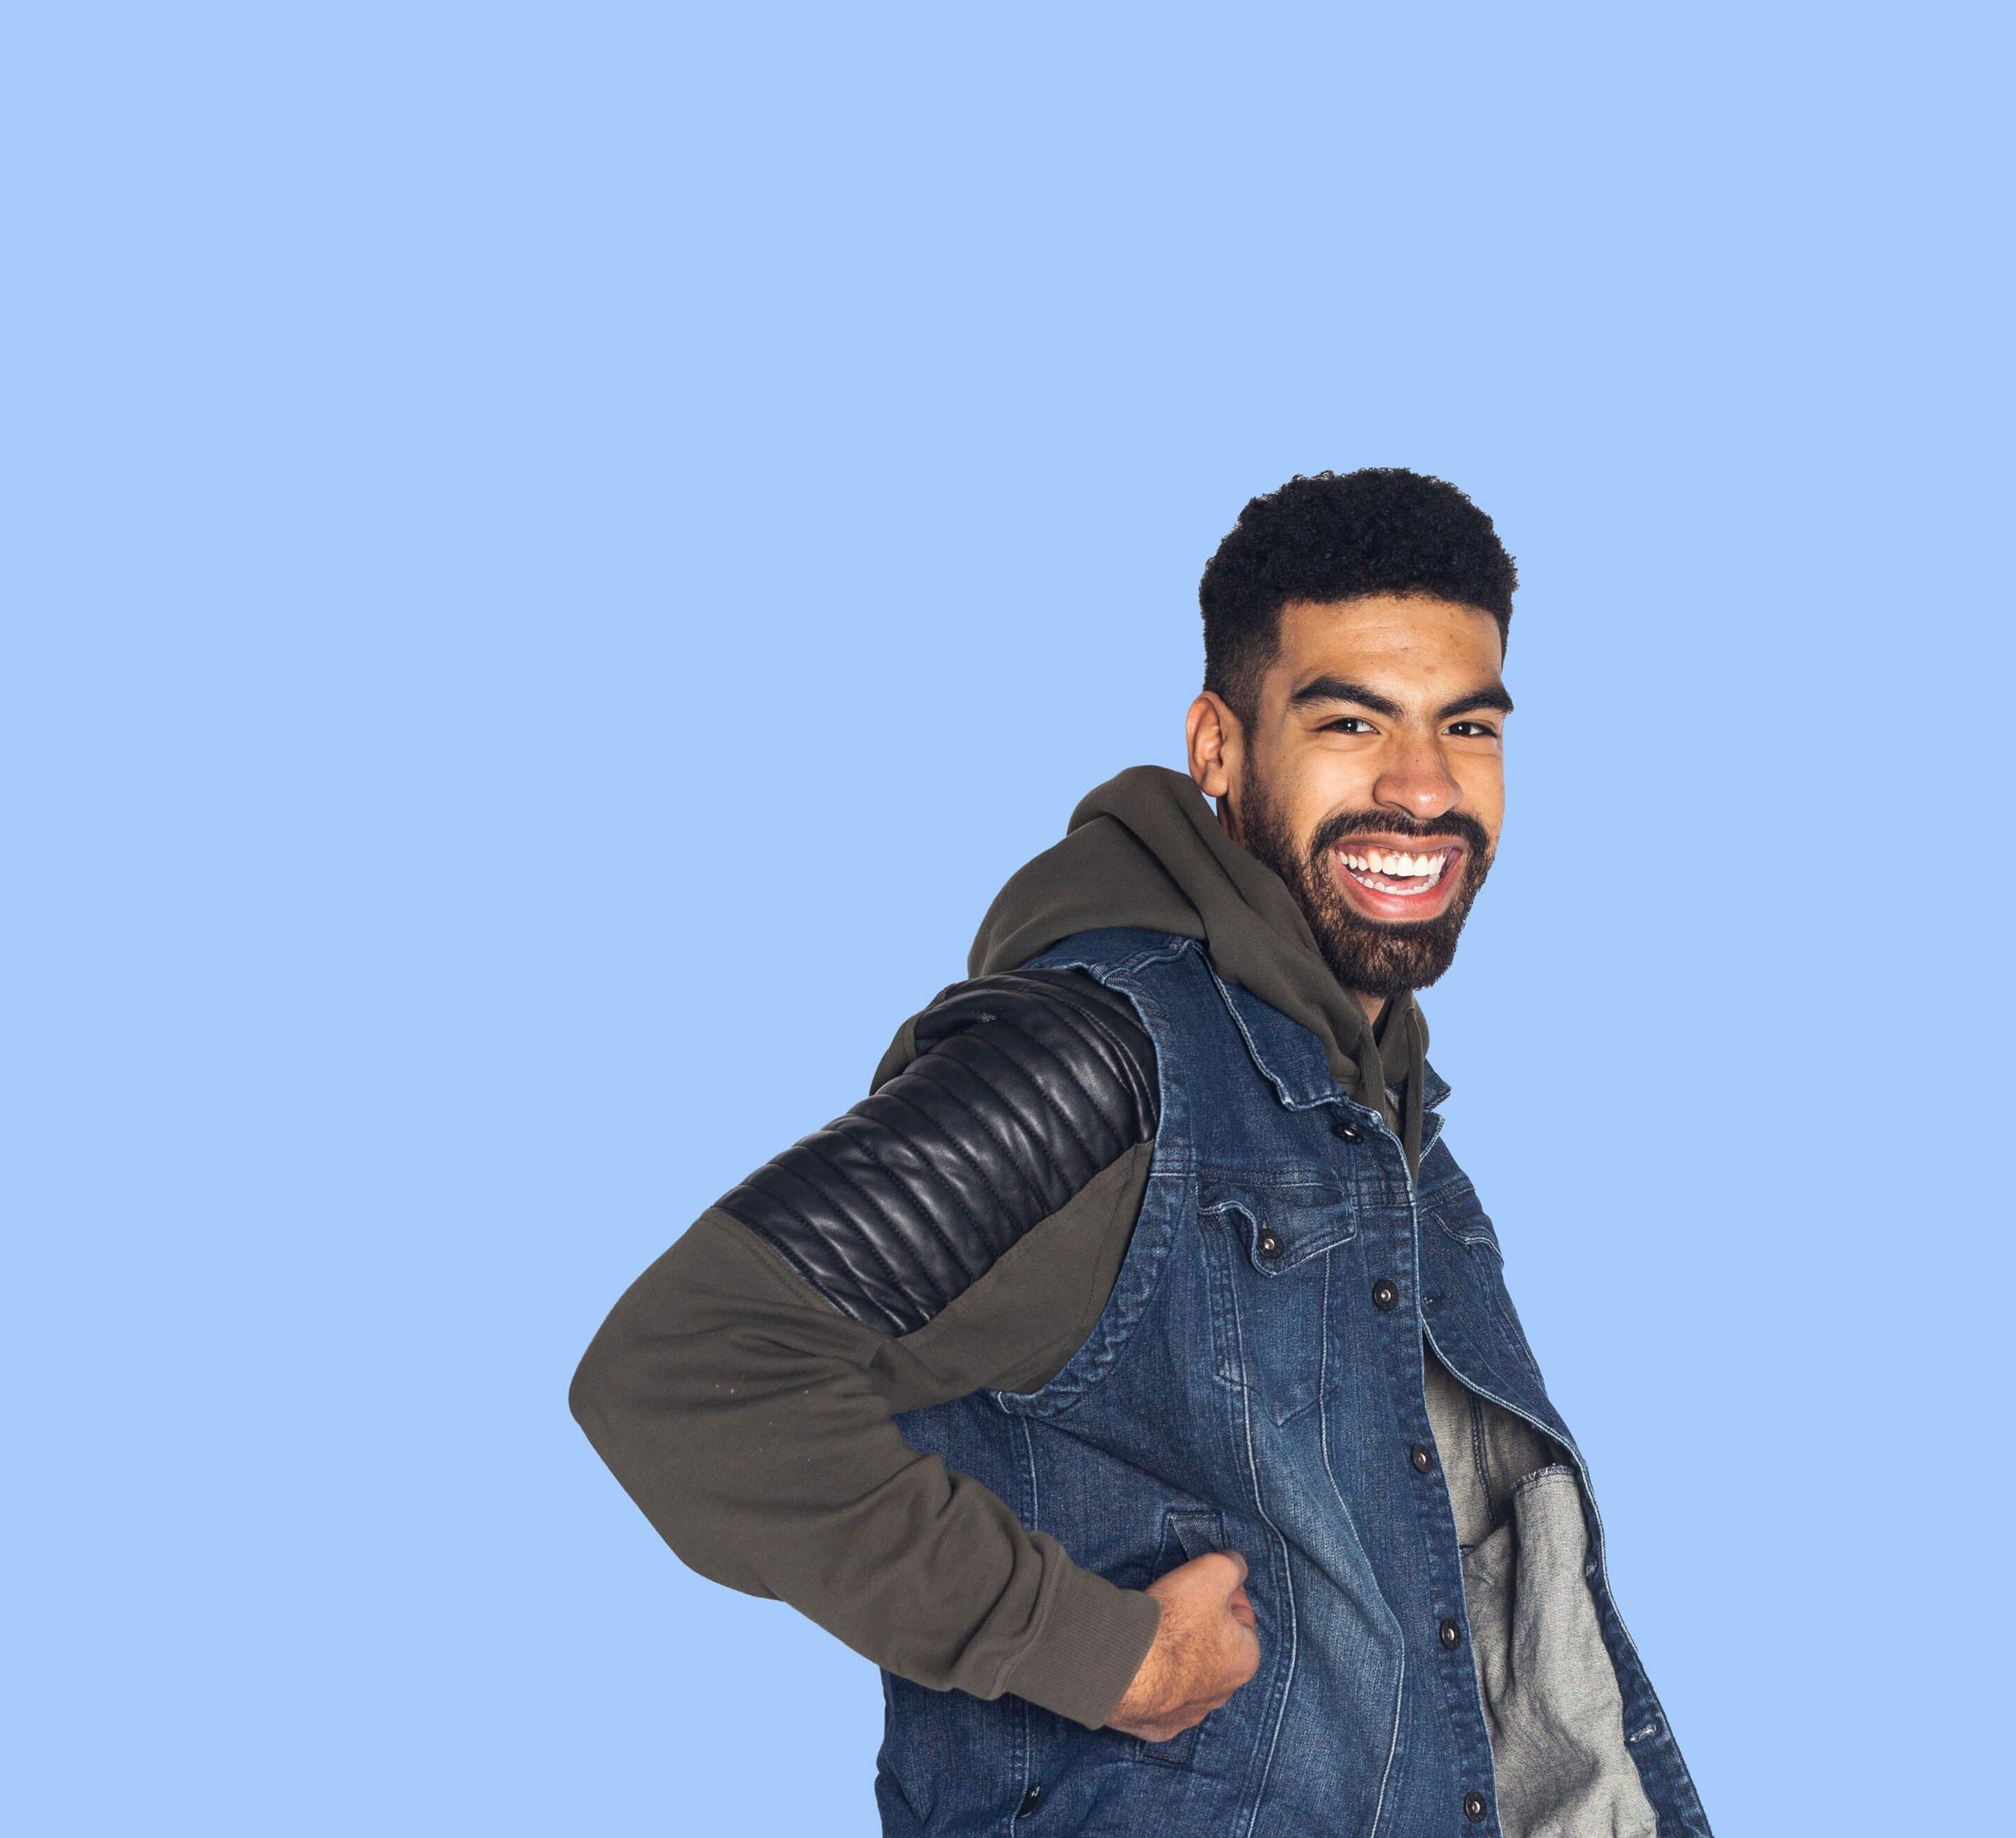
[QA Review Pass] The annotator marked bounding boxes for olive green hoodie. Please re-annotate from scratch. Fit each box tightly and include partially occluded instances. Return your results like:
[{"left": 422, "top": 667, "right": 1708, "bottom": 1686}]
[
  {"left": 968, "top": 763, "right": 1428, "bottom": 1167},
  {"left": 570, "top": 766, "right": 1432, "bottom": 1732}
]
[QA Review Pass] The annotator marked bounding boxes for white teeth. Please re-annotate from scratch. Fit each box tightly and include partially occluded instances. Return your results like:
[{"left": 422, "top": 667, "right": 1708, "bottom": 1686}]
[{"left": 1337, "top": 844, "right": 1452, "bottom": 891}]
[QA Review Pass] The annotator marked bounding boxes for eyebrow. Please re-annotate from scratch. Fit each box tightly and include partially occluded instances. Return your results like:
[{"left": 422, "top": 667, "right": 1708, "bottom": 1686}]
[
  {"left": 1435, "top": 686, "right": 1514, "bottom": 719},
  {"left": 1288, "top": 675, "right": 1515, "bottom": 721},
  {"left": 1288, "top": 676, "right": 1405, "bottom": 719}
]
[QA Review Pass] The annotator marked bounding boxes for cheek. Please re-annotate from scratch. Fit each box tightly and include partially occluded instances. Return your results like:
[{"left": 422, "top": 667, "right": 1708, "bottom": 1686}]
[
  {"left": 1455, "top": 756, "right": 1504, "bottom": 819},
  {"left": 1449, "top": 765, "right": 1504, "bottom": 853},
  {"left": 1291, "top": 748, "right": 1381, "bottom": 831}
]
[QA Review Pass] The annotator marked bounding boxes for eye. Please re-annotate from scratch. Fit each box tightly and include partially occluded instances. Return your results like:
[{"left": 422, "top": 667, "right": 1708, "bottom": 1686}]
[
  {"left": 1445, "top": 720, "right": 1499, "bottom": 739},
  {"left": 1321, "top": 716, "right": 1377, "bottom": 735}
]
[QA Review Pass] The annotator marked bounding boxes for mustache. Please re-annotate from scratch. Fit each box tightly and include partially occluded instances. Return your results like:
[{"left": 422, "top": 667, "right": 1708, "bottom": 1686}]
[{"left": 1308, "top": 807, "right": 1493, "bottom": 861}]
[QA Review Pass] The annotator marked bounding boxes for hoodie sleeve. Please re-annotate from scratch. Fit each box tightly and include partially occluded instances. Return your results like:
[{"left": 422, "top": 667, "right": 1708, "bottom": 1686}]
[{"left": 568, "top": 971, "right": 1164, "bottom": 1729}]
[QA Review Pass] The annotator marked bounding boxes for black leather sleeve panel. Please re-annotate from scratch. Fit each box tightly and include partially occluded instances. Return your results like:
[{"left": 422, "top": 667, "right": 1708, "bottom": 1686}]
[{"left": 714, "top": 970, "right": 1159, "bottom": 1336}]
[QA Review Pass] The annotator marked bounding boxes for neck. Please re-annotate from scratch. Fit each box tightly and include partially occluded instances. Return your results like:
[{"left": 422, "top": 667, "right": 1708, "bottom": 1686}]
[{"left": 1356, "top": 990, "right": 1387, "bottom": 1025}]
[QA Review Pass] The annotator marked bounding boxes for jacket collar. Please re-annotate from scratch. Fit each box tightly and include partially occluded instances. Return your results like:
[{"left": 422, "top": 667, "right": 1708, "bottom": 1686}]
[{"left": 1210, "top": 962, "right": 1452, "bottom": 1120}]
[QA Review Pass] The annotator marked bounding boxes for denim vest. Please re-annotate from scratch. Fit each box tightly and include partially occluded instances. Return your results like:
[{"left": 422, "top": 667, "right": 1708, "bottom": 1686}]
[{"left": 877, "top": 931, "right": 1710, "bottom": 1838}]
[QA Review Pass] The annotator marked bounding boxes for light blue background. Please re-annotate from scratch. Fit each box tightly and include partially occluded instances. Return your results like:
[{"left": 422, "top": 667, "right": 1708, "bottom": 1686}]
[{"left": 6, "top": 5, "right": 2010, "bottom": 1833}]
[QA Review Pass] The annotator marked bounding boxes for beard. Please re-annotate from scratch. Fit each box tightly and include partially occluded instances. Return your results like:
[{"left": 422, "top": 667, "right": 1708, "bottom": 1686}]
[{"left": 1239, "top": 784, "right": 1494, "bottom": 1000}]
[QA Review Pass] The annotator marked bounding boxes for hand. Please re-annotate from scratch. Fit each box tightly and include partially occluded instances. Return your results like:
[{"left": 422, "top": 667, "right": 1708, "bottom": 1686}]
[{"left": 1105, "top": 1549, "right": 1261, "bottom": 1743}]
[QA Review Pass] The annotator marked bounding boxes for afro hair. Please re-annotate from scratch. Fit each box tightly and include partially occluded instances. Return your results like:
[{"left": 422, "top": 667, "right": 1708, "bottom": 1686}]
[{"left": 1200, "top": 468, "right": 1517, "bottom": 724}]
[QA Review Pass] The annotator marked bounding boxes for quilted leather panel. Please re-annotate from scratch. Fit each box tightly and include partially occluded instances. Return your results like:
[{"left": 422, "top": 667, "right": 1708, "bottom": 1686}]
[{"left": 716, "top": 970, "right": 1159, "bottom": 1335}]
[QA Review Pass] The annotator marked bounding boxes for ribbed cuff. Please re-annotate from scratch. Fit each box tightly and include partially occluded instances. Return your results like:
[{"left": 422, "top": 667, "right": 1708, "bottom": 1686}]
[{"left": 999, "top": 1561, "right": 1164, "bottom": 1731}]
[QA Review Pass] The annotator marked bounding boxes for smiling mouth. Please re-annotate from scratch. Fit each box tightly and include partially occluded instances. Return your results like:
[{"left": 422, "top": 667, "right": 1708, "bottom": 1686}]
[{"left": 1334, "top": 844, "right": 1458, "bottom": 898}]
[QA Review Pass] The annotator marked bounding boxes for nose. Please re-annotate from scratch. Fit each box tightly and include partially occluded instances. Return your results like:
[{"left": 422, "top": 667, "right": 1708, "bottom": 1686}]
[{"left": 1372, "top": 736, "right": 1461, "bottom": 821}]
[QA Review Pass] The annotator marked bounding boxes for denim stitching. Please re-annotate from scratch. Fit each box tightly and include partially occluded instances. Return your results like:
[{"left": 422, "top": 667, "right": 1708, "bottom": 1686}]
[{"left": 1322, "top": 1290, "right": 1405, "bottom": 1834}]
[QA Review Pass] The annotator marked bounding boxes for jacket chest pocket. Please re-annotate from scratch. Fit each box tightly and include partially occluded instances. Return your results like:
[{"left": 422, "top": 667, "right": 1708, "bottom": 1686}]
[{"left": 1200, "top": 1177, "right": 1357, "bottom": 1426}]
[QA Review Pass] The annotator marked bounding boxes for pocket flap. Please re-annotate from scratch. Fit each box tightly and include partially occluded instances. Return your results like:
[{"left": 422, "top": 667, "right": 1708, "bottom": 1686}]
[
  {"left": 1200, "top": 1177, "right": 1356, "bottom": 1272},
  {"left": 1161, "top": 1509, "right": 1227, "bottom": 1568}
]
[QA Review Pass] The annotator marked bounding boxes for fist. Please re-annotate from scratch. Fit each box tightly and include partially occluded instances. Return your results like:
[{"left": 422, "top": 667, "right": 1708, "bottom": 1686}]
[{"left": 1106, "top": 1549, "right": 1261, "bottom": 1744}]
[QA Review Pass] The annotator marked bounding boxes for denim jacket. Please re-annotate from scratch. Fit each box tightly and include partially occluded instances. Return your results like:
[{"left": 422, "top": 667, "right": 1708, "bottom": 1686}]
[{"left": 877, "top": 930, "right": 1711, "bottom": 1838}]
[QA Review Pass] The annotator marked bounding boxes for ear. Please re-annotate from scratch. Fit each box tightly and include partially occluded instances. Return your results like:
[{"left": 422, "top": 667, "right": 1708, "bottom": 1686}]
[{"left": 1186, "top": 692, "right": 1243, "bottom": 802}]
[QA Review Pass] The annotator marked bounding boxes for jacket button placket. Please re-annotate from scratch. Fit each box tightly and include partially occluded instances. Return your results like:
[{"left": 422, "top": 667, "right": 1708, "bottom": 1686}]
[{"left": 1364, "top": 1115, "right": 1497, "bottom": 1830}]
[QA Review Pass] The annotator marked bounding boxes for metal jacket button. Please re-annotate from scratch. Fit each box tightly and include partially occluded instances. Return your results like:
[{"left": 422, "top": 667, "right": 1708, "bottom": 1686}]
[
  {"left": 1372, "top": 1278, "right": 1399, "bottom": 1311},
  {"left": 1410, "top": 1443, "right": 1435, "bottom": 1474},
  {"left": 1332, "top": 1117, "right": 1363, "bottom": 1142},
  {"left": 1256, "top": 1230, "right": 1284, "bottom": 1261},
  {"left": 1017, "top": 1783, "right": 1044, "bottom": 1817},
  {"left": 1464, "top": 1790, "right": 1489, "bottom": 1823},
  {"left": 1439, "top": 1618, "right": 1462, "bottom": 1650}
]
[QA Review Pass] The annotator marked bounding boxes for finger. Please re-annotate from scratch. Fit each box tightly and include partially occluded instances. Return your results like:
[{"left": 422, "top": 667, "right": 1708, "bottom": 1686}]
[
  {"left": 1228, "top": 1584, "right": 1256, "bottom": 1625},
  {"left": 1214, "top": 1548, "right": 1248, "bottom": 1588}
]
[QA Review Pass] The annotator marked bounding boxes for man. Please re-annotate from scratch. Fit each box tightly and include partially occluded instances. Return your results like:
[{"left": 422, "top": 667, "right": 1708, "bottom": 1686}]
[{"left": 572, "top": 469, "right": 1712, "bottom": 1836}]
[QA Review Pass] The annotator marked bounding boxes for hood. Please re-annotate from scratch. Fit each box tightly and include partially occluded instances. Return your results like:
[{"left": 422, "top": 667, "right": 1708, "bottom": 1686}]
[{"left": 968, "top": 765, "right": 1429, "bottom": 1166}]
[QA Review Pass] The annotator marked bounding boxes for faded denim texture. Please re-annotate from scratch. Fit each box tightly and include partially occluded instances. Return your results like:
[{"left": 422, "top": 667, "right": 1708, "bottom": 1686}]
[{"left": 877, "top": 931, "right": 1710, "bottom": 1838}]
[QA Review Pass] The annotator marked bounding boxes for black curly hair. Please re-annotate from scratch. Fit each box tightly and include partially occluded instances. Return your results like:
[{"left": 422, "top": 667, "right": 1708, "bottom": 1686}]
[{"left": 1200, "top": 469, "right": 1517, "bottom": 726}]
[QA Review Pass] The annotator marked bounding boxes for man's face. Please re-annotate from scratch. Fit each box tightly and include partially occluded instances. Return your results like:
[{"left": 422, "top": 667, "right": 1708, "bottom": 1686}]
[{"left": 1186, "top": 594, "right": 1510, "bottom": 1003}]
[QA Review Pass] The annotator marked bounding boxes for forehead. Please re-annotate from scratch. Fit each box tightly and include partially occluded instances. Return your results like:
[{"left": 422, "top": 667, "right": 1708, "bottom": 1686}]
[{"left": 1271, "top": 595, "right": 1505, "bottom": 697}]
